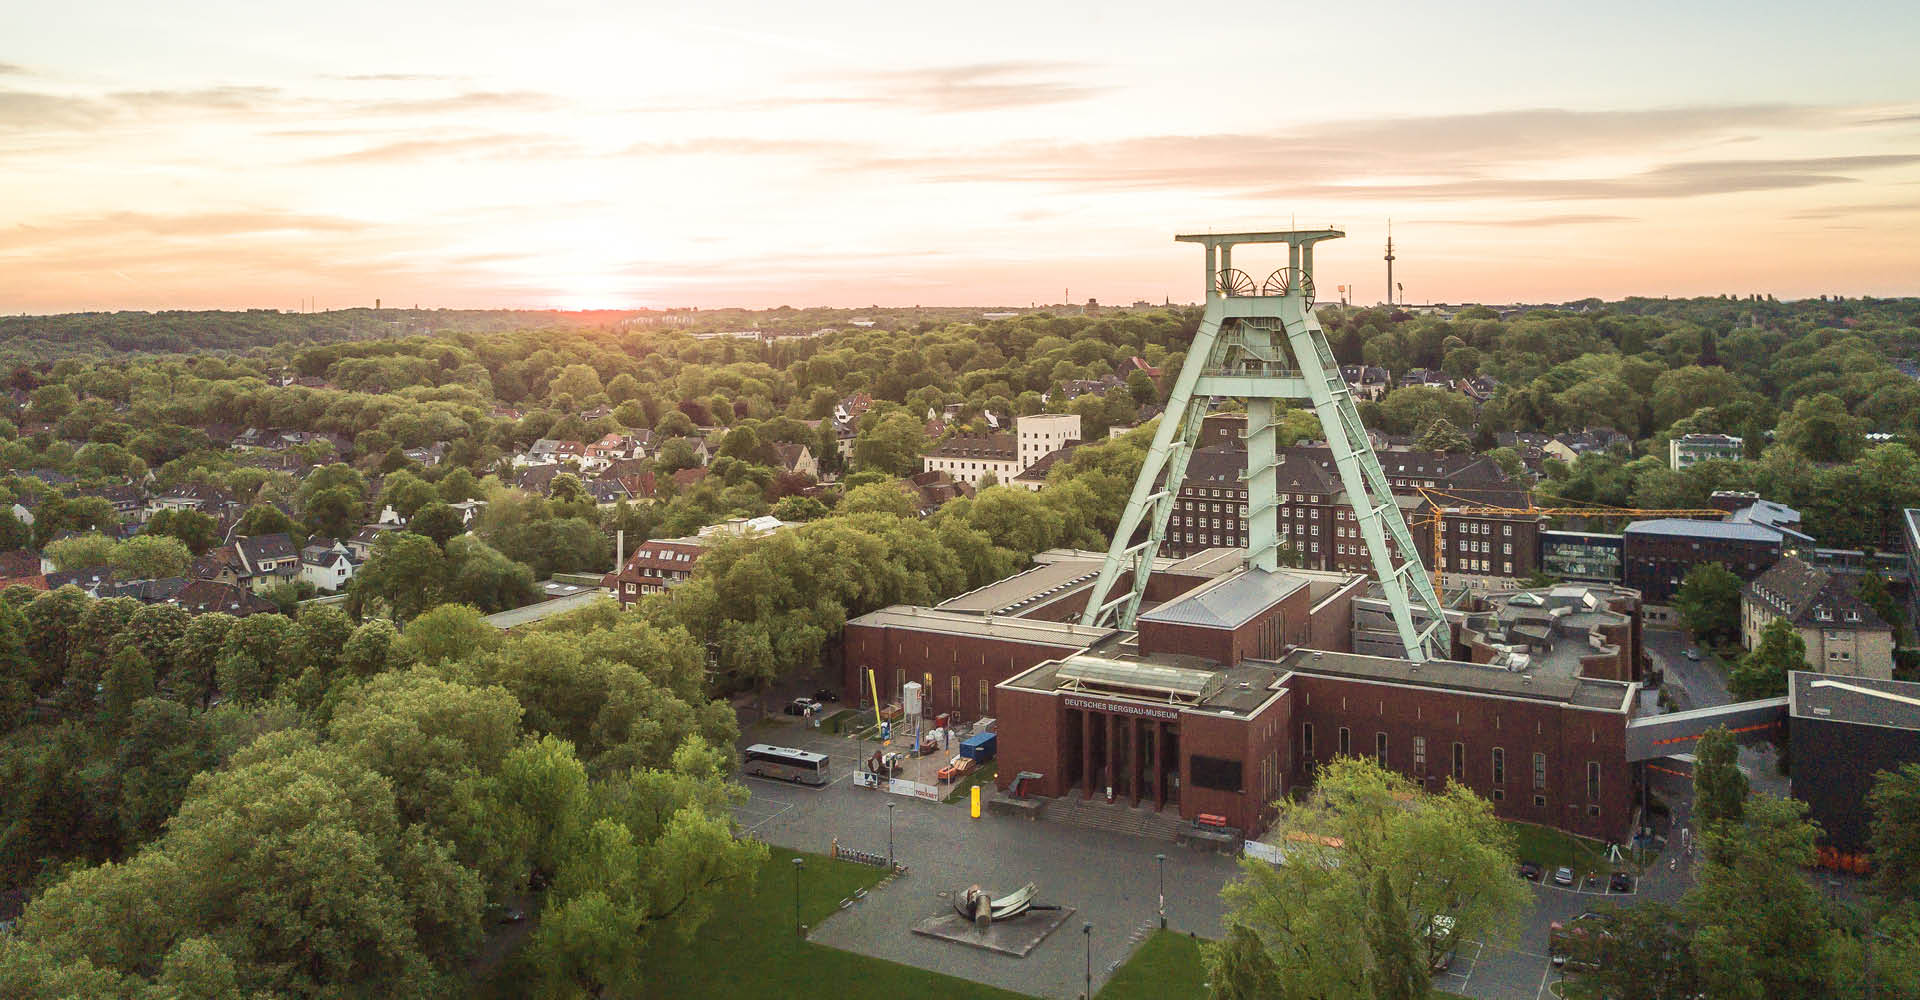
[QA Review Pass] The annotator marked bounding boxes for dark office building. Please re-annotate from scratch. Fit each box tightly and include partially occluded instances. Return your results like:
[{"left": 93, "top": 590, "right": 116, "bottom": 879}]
[
  {"left": 1623, "top": 498, "right": 1811, "bottom": 613},
  {"left": 1788, "top": 672, "right": 1920, "bottom": 851}
]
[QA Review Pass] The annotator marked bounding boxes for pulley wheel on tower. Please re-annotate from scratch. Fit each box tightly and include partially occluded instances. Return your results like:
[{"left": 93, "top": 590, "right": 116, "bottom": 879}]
[
  {"left": 1261, "top": 267, "right": 1315, "bottom": 308},
  {"left": 1215, "top": 269, "right": 1256, "bottom": 297}
]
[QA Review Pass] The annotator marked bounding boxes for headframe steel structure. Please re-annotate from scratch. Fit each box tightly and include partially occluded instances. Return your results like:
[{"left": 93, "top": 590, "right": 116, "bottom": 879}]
[{"left": 1076, "top": 229, "right": 1449, "bottom": 661}]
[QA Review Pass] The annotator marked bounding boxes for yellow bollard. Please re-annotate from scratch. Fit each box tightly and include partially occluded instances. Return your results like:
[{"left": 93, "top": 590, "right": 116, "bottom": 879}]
[{"left": 970, "top": 784, "right": 981, "bottom": 819}]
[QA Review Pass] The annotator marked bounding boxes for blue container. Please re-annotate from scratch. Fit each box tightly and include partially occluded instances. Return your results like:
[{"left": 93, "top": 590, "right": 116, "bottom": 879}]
[{"left": 959, "top": 731, "right": 997, "bottom": 762}]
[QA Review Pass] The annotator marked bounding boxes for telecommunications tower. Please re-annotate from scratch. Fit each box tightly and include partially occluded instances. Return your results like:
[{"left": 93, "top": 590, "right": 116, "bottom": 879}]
[
  {"left": 1384, "top": 221, "right": 1396, "bottom": 306},
  {"left": 1076, "top": 229, "right": 1449, "bottom": 661}
]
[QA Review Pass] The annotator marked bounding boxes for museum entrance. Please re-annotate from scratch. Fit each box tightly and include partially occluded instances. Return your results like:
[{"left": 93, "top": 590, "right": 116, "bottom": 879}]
[{"left": 1065, "top": 703, "right": 1180, "bottom": 810}]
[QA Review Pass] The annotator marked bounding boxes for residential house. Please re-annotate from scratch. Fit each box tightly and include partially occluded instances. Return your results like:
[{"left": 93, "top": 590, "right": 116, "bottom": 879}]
[
  {"left": 1456, "top": 375, "right": 1500, "bottom": 404},
  {"left": 607, "top": 537, "right": 708, "bottom": 605},
  {"left": 1553, "top": 427, "right": 1630, "bottom": 457},
  {"left": 46, "top": 566, "right": 115, "bottom": 596},
  {"left": 0, "top": 549, "right": 51, "bottom": 580},
  {"left": 584, "top": 476, "right": 631, "bottom": 507},
  {"left": 231, "top": 533, "right": 300, "bottom": 593},
  {"left": 902, "top": 470, "right": 975, "bottom": 516},
  {"left": 172, "top": 580, "right": 277, "bottom": 617},
  {"left": 76, "top": 484, "right": 146, "bottom": 523},
  {"left": 1397, "top": 368, "right": 1453, "bottom": 390},
  {"left": 1340, "top": 365, "right": 1394, "bottom": 402},
  {"left": 1742, "top": 555, "right": 1896, "bottom": 679},
  {"left": 402, "top": 442, "right": 448, "bottom": 466},
  {"left": 585, "top": 433, "right": 635, "bottom": 463},
  {"left": 922, "top": 413, "right": 1081, "bottom": 488},
  {"left": 148, "top": 484, "right": 239, "bottom": 520},
  {"left": 301, "top": 537, "right": 357, "bottom": 592},
  {"left": 346, "top": 524, "right": 401, "bottom": 561},
  {"left": 671, "top": 466, "right": 708, "bottom": 491},
  {"left": 771, "top": 442, "right": 819, "bottom": 480}
]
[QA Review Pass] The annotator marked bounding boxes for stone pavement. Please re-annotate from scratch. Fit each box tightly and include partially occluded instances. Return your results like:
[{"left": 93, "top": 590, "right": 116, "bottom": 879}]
[{"left": 735, "top": 716, "right": 1237, "bottom": 997}]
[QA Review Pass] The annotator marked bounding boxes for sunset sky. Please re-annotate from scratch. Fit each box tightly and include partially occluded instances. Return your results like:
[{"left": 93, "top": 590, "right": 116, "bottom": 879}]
[{"left": 5, "top": 0, "right": 1919, "bottom": 312}]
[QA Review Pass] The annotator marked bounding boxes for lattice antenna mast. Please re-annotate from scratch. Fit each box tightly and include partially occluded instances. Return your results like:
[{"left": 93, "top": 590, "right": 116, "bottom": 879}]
[{"left": 1077, "top": 229, "right": 1449, "bottom": 661}]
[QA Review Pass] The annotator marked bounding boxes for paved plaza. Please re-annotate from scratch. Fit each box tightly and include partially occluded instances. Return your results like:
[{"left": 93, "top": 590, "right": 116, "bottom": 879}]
[{"left": 732, "top": 631, "right": 1729, "bottom": 1000}]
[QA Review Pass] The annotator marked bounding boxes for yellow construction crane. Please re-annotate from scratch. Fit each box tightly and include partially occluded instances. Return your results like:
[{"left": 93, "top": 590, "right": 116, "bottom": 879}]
[{"left": 1413, "top": 488, "right": 1730, "bottom": 594}]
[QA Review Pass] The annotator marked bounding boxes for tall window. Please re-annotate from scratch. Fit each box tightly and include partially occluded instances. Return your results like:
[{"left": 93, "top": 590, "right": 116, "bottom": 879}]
[
  {"left": 895, "top": 668, "right": 905, "bottom": 699},
  {"left": 978, "top": 679, "right": 990, "bottom": 714},
  {"left": 1412, "top": 736, "right": 1427, "bottom": 772},
  {"left": 1587, "top": 762, "right": 1601, "bottom": 802},
  {"left": 1302, "top": 723, "right": 1315, "bottom": 758},
  {"left": 1532, "top": 752, "right": 1547, "bottom": 791},
  {"left": 950, "top": 674, "right": 960, "bottom": 710},
  {"left": 1492, "top": 747, "right": 1506, "bottom": 785},
  {"left": 1338, "top": 727, "right": 1352, "bottom": 756},
  {"left": 1451, "top": 742, "right": 1465, "bottom": 781},
  {"left": 1375, "top": 732, "right": 1388, "bottom": 766}
]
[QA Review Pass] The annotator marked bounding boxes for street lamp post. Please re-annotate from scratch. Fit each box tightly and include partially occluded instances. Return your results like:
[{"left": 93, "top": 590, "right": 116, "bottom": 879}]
[
  {"left": 792, "top": 857, "right": 805, "bottom": 937},
  {"left": 1083, "top": 922, "right": 1093, "bottom": 999},
  {"left": 1155, "top": 853, "right": 1167, "bottom": 929},
  {"left": 888, "top": 802, "right": 896, "bottom": 867}
]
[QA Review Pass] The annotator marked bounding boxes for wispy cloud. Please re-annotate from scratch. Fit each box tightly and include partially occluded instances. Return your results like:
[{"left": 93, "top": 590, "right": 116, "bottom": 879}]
[
  {"left": 349, "top": 90, "right": 562, "bottom": 115},
  {"left": 324, "top": 73, "right": 463, "bottom": 82},
  {"left": 304, "top": 133, "right": 579, "bottom": 165},
  {"left": 631, "top": 60, "right": 1108, "bottom": 114},
  {"left": 0, "top": 63, "right": 27, "bottom": 76},
  {"left": 1426, "top": 214, "right": 1635, "bottom": 227},
  {"left": 1, "top": 210, "right": 369, "bottom": 251},
  {"left": 844, "top": 106, "right": 1920, "bottom": 204},
  {"left": 842, "top": 61, "right": 1110, "bottom": 112}
]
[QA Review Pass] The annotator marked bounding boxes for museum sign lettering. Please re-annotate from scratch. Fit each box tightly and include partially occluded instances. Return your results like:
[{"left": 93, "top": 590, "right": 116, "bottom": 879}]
[{"left": 1064, "top": 696, "right": 1181, "bottom": 721}]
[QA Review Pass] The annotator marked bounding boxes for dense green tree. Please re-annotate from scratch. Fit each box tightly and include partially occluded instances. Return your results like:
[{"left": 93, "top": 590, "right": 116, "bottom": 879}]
[
  {"left": 232, "top": 503, "right": 295, "bottom": 539},
  {"left": 1777, "top": 392, "right": 1871, "bottom": 463},
  {"left": 1730, "top": 617, "right": 1805, "bottom": 699},
  {"left": 1415, "top": 417, "right": 1471, "bottom": 453},
  {"left": 1206, "top": 757, "right": 1527, "bottom": 998},
  {"left": 350, "top": 531, "right": 448, "bottom": 622},
  {"left": 109, "top": 534, "right": 192, "bottom": 580},
  {"left": 851, "top": 410, "right": 927, "bottom": 475},
  {"left": 1687, "top": 794, "right": 1834, "bottom": 998},
  {"left": 1673, "top": 562, "right": 1743, "bottom": 644},
  {"left": 44, "top": 532, "right": 117, "bottom": 572},
  {"left": 1868, "top": 763, "right": 1920, "bottom": 904},
  {"left": 408, "top": 500, "right": 465, "bottom": 548},
  {"left": 144, "top": 508, "right": 220, "bottom": 554},
  {"left": 1693, "top": 726, "right": 1749, "bottom": 831}
]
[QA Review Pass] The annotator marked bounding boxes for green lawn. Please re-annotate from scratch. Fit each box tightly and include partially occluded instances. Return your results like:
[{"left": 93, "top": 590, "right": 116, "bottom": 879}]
[
  {"left": 1505, "top": 820, "right": 1613, "bottom": 876},
  {"left": 1097, "top": 930, "right": 1207, "bottom": 999},
  {"left": 638, "top": 847, "right": 1033, "bottom": 999}
]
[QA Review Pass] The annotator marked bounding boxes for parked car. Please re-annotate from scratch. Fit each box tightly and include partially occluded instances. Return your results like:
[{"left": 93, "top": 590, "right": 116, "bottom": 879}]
[
  {"left": 812, "top": 688, "right": 841, "bottom": 703},
  {"left": 1517, "top": 860, "right": 1543, "bottom": 881},
  {"left": 1608, "top": 871, "right": 1634, "bottom": 893},
  {"left": 784, "top": 697, "right": 823, "bottom": 716},
  {"left": 1683, "top": 649, "right": 1701, "bottom": 661},
  {"left": 484, "top": 902, "right": 526, "bottom": 924},
  {"left": 1552, "top": 866, "right": 1576, "bottom": 887}
]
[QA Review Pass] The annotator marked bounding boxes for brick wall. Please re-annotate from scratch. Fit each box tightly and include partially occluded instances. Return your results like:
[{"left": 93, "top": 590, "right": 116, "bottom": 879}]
[{"left": 1287, "top": 674, "right": 1632, "bottom": 842}]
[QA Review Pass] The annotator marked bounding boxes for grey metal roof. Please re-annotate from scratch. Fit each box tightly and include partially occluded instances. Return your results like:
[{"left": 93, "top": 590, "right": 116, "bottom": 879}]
[
  {"left": 483, "top": 590, "right": 609, "bottom": 630},
  {"left": 846, "top": 605, "right": 1117, "bottom": 648},
  {"left": 1272, "top": 647, "right": 1636, "bottom": 712},
  {"left": 1904, "top": 508, "right": 1920, "bottom": 555},
  {"left": 1137, "top": 568, "right": 1307, "bottom": 629},
  {"left": 1789, "top": 671, "right": 1920, "bottom": 731},
  {"left": 1623, "top": 518, "right": 1784, "bottom": 543}
]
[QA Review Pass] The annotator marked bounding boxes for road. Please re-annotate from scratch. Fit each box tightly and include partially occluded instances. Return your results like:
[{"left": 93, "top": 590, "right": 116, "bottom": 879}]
[
  {"left": 1645, "top": 627, "right": 1726, "bottom": 710},
  {"left": 1643, "top": 626, "right": 1789, "bottom": 798}
]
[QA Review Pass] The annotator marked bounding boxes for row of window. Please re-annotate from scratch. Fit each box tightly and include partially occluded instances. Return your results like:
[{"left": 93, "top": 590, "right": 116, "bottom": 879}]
[{"left": 1301, "top": 723, "right": 1604, "bottom": 804}]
